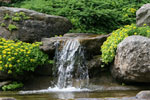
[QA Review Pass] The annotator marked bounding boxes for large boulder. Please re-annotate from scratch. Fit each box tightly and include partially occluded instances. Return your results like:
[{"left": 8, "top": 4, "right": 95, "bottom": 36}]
[
  {"left": 40, "top": 33, "right": 108, "bottom": 58},
  {"left": 112, "top": 36, "right": 150, "bottom": 83},
  {"left": 136, "top": 3, "right": 150, "bottom": 27},
  {"left": 0, "top": 7, "right": 72, "bottom": 42},
  {"left": 136, "top": 91, "right": 150, "bottom": 100},
  {"left": 0, "top": 0, "right": 11, "bottom": 4}
]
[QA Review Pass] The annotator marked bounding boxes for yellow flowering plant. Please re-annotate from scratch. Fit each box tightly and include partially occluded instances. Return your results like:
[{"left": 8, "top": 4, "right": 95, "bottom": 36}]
[
  {"left": 101, "top": 24, "right": 150, "bottom": 64},
  {"left": 0, "top": 38, "right": 49, "bottom": 75}
]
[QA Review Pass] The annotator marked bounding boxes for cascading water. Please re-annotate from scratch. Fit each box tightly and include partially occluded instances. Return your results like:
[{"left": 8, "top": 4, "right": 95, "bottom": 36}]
[
  {"left": 20, "top": 38, "right": 89, "bottom": 94},
  {"left": 53, "top": 38, "right": 89, "bottom": 89}
]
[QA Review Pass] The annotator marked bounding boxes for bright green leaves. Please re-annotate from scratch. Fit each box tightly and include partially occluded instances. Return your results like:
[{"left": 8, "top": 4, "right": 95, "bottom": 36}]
[
  {"left": 101, "top": 24, "right": 150, "bottom": 64},
  {"left": 0, "top": 38, "right": 49, "bottom": 75}
]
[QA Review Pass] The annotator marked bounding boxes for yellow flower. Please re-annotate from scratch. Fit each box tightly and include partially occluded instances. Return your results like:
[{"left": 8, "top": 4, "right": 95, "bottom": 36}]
[
  {"left": 5, "top": 64, "right": 8, "bottom": 68},
  {"left": 143, "top": 23, "right": 147, "bottom": 26},
  {"left": 11, "top": 57, "right": 15, "bottom": 60},
  {"left": 124, "top": 14, "right": 128, "bottom": 17},
  {"left": 0, "top": 61, "right": 2, "bottom": 64},
  {"left": 134, "top": 32, "right": 137, "bottom": 35},
  {"left": 17, "top": 60, "right": 20, "bottom": 63},
  {"left": 3, "top": 55, "right": 6, "bottom": 58},
  {"left": 8, "top": 70, "right": 12, "bottom": 74},
  {"left": 2, "top": 50, "right": 6, "bottom": 54},
  {"left": 0, "top": 67, "right": 2, "bottom": 71},
  {"left": 130, "top": 8, "right": 136, "bottom": 13},
  {"left": 14, "top": 53, "right": 18, "bottom": 55},
  {"left": 9, "top": 64, "right": 12, "bottom": 68},
  {"left": 27, "top": 51, "right": 31, "bottom": 54},
  {"left": 8, "top": 58, "right": 12, "bottom": 61},
  {"left": 30, "top": 59, "right": 35, "bottom": 62},
  {"left": 147, "top": 30, "right": 150, "bottom": 33}
]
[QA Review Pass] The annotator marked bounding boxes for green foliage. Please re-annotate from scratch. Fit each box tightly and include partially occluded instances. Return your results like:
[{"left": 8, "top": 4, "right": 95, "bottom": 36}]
[
  {"left": 6, "top": 0, "right": 150, "bottom": 34},
  {"left": 101, "top": 24, "right": 150, "bottom": 64},
  {"left": 12, "top": 12, "right": 30, "bottom": 21},
  {"left": 48, "top": 60, "right": 54, "bottom": 64},
  {"left": 8, "top": 24, "right": 18, "bottom": 31},
  {"left": 0, "top": 23, "right": 6, "bottom": 27},
  {"left": 55, "top": 35, "right": 63, "bottom": 37},
  {"left": 0, "top": 38, "right": 49, "bottom": 75},
  {"left": 2, "top": 82, "right": 23, "bottom": 91},
  {"left": 3, "top": 14, "right": 10, "bottom": 20},
  {"left": 2, "top": 12, "right": 30, "bottom": 31},
  {"left": 10, "top": 12, "right": 30, "bottom": 21},
  {"left": 12, "top": 16, "right": 21, "bottom": 21}
]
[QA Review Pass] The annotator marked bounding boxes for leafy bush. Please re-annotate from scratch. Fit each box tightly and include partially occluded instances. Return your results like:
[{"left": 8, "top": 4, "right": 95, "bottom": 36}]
[
  {"left": 2, "top": 81, "right": 23, "bottom": 91},
  {"left": 101, "top": 24, "right": 150, "bottom": 64},
  {"left": 4, "top": 0, "right": 149, "bottom": 34},
  {"left": 0, "top": 38, "right": 48, "bottom": 75}
]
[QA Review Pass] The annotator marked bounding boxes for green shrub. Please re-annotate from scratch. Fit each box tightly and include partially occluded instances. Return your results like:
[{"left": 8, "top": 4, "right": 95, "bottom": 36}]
[
  {"left": 0, "top": 38, "right": 48, "bottom": 75},
  {"left": 101, "top": 24, "right": 150, "bottom": 64},
  {"left": 2, "top": 82, "right": 23, "bottom": 91},
  {"left": 2, "top": 0, "right": 150, "bottom": 34},
  {"left": 4, "top": 0, "right": 150, "bottom": 34}
]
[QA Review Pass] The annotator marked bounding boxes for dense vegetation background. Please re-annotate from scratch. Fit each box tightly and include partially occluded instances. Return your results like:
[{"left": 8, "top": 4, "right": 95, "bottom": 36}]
[{"left": 1, "top": 0, "right": 150, "bottom": 34}]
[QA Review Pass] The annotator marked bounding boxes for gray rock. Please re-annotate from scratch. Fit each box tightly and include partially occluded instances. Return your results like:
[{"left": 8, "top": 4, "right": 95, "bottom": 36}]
[
  {"left": 76, "top": 97, "right": 137, "bottom": 100},
  {"left": 40, "top": 33, "right": 108, "bottom": 59},
  {"left": 0, "top": 0, "right": 11, "bottom": 4},
  {"left": 0, "top": 97, "right": 16, "bottom": 100},
  {"left": 0, "top": 7, "right": 72, "bottom": 42},
  {"left": 87, "top": 55, "right": 102, "bottom": 77},
  {"left": 136, "top": 91, "right": 150, "bottom": 100},
  {"left": 112, "top": 36, "right": 150, "bottom": 83},
  {"left": 0, "top": 81, "right": 11, "bottom": 88},
  {"left": 136, "top": 3, "right": 150, "bottom": 26}
]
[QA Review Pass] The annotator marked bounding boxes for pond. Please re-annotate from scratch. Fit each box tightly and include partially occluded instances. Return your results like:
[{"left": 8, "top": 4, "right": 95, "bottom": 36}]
[{"left": 0, "top": 90, "right": 139, "bottom": 100}]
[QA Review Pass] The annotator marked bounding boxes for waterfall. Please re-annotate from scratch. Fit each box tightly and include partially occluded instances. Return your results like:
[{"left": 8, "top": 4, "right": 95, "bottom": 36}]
[
  {"left": 54, "top": 38, "right": 89, "bottom": 89},
  {"left": 19, "top": 38, "right": 90, "bottom": 94}
]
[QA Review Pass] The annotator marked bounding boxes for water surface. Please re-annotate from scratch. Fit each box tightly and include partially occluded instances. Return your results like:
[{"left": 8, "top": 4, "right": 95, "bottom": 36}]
[{"left": 0, "top": 90, "right": 139, "bottom": 100}]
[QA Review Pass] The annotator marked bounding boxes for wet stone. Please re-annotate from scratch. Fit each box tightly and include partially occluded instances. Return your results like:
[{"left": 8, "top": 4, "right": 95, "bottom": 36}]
[{"left": 0, "top": 97, "right": 16, "bottom": 100}]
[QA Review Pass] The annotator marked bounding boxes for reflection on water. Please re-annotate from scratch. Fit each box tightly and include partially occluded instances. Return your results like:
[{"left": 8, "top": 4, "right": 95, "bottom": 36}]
[{"left": 56, "top": 92, "right": 75, "bottom": 99}]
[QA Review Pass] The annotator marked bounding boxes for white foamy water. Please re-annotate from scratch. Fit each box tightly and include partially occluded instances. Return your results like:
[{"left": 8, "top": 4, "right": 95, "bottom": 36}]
[{"left": 19, "top": 87, "right": 90, "bottom": 94}]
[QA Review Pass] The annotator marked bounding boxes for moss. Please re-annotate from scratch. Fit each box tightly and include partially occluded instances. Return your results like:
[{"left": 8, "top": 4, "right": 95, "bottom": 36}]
[
  {"left": 8, "top": 24, "right": 18, "bottom": 31},
  {"left": 12, "top": 16, "right": 21, "bottom": 21},
  {"left": 12, "top": 12, "right": 30, "bottom": 21},
  {"left": 2, "top": 12, "right": 30, "bottom": 31},
  {"left": 3, "top": 14, "right": 10, "bottom": 20},
  {"left": 23, "top": 16, "right": 30, "bottom": 20},
  {"left": 0, "top": 23, "right": 6, "bottom": 27}
]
